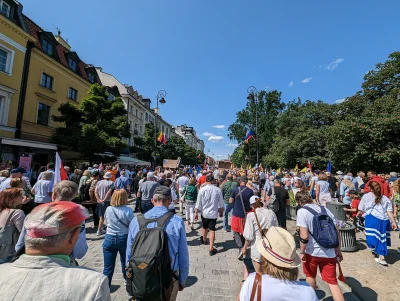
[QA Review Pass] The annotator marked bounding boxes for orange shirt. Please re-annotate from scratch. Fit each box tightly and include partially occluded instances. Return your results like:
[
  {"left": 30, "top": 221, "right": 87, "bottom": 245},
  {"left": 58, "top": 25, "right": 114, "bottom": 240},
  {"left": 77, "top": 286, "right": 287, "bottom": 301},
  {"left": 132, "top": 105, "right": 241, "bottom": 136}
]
[{"left": 110, "top": 169, "right": 118, "bottom": 182}]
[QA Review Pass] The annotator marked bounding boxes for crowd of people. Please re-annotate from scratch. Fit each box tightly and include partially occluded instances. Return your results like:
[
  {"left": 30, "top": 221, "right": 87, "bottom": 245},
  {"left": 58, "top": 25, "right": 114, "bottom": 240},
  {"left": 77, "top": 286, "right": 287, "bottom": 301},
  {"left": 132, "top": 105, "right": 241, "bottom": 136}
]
[{"left": 0, "top": 161, "right": 399, "bottom": 300}]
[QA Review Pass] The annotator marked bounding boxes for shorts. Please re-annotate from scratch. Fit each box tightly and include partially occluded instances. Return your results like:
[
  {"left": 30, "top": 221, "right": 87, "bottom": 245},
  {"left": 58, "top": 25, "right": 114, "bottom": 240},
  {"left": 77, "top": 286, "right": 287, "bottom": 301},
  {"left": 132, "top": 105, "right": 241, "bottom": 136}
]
[
  {"left": 302, "top": 254, "right": 338, "bottom": 285},
  {"left": 201, "top": 216, "right": 217, "bottom": 231},
  {"left": 96, "top": 201, "right": 110, "bottom": 218}
]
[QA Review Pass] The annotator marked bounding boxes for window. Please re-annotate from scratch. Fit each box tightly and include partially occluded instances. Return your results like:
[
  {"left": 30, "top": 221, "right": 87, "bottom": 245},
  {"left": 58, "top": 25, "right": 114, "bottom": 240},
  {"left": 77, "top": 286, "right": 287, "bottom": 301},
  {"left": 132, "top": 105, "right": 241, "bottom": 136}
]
[
  {"left": 140, "top": 112, "right": 143, "bottom": 120},
  {"left": 37, "top": 103, "right": 50, "bottom": 126},
  {"left": 135, "top": 109, "right": 138, "bottom": 117},
  {"left": 42, "top": 39, "right": 53, "bottom": 56},
  {"left": 68, "top": 58, "right": 77, "bottom": 72},
  {"left": 0, "top": 46, "right": 13, "bottom": 74},
  {"left": 0, "top": 0, "right": 11, "bottom": 18},
  {"left": 145, "top": 112, "right": 148, "bottom": 121},
  {"left": 87, "top": 72, "right": 95, "bottom": 84},
  {"left": 139, "top": 125, "right": 142, "bottom": 135},
  {"left": 40, "top": 73, "right": 53, "bottom": 90},
  {"left": 130, "top": 105, "right": 133, "bottom": 113},
  {"left": 108, "top": 93, "right": 115, "bottom": 101},
  {"left": 68, "top": 87, "right": 77, "bottom": 101},
  {"left": 162, "top": 125, "right": 165, "bottom": 132},
  {"left": 134, "top": 123, "right": 138, "bottom": 129}
]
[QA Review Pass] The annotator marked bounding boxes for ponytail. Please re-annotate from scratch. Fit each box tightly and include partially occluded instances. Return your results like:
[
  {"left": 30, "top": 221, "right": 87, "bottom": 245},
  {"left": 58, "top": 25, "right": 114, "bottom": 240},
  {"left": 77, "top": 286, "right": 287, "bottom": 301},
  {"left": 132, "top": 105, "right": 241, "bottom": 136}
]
[{"left": 369, "top": 181, "right": 382, "bottom": 204}]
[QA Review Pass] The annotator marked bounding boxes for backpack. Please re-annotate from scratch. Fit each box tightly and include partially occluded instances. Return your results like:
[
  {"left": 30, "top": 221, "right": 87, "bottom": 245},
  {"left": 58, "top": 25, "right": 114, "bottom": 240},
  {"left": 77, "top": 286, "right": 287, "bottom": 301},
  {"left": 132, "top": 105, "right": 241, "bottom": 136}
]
[
  {"left": 0, "top": 209, "right": 17, "bottom": 258},
  {"left": 269, "top": 186, "right": 279, "bottom": 213},
  {"left": 303, "top": 206, "right": 339, "bottom": 249},
  {"left": 126, "top": 212, "right": 175, "bottom": 301}
]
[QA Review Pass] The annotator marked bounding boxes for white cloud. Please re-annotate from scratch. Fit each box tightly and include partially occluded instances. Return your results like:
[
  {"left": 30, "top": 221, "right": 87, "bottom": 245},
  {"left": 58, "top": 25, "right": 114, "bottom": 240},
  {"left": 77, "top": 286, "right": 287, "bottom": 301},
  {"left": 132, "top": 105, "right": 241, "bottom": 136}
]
[
  {"left": 212, "top": 125, "right": 225, "bottom": 129},
  {"left": 208, "top": 136, "right": 224, "bottom": 142},
  {"left": 334, "top": 98, "right": 346, "bottom": 104},
  {"left": 301, "top": 77, "right": 313, "bottom": 84},
  {"left": 226, "top": 142, "right": 238, "bottom": 148},
  {"left": 288, "top": 81, "right": 293, "bottom": 87},
  {"left": 202, "top": 132, "right": 215, "bottom": 137},
  {"left": 326, "top": 58, "right": 344, "bottom": 70}
]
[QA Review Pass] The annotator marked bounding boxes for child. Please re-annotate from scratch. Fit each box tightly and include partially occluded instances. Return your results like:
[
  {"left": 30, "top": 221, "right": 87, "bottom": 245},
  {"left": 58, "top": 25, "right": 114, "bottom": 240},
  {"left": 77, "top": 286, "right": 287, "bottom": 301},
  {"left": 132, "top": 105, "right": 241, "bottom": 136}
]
[{"left": 344, "top": 189, "right": 364, "bottom": 231}]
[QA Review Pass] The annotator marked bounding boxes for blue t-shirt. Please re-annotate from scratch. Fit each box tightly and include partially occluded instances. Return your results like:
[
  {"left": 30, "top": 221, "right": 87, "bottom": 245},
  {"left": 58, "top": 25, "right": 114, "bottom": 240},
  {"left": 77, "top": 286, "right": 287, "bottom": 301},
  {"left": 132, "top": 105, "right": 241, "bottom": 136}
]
[
  {"left": 33, "top": 179, "right": 52, "bottom": 204},
  {"left": 104, "top": 205, "right": 134, "bottom": 235},
  {"left": 115, "top": 176, "right": 130, "bottom": 190},
  {"left": 230, "top": 186, "right": 253, "bottom": 218}
]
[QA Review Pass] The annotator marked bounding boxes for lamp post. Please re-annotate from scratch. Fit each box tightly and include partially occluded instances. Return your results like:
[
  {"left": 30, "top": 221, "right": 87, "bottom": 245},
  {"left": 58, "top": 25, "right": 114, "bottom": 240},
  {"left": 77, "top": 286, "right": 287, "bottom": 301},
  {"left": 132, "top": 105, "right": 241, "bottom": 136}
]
[
  {"left": 154, "top": 90, "right": 167, "bottom": 167},
  {"left": 247, "top": 86, "right": 259, "bottom": 168}
]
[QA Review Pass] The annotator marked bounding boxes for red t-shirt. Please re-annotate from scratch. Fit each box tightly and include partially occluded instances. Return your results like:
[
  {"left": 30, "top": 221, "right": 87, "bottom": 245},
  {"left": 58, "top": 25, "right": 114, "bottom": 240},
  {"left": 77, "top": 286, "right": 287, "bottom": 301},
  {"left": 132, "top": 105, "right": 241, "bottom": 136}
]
[
  {"left": 351, "top": 199, "right": 360, "bottom": 217},
  {"left": 198, "top": 175, "right": 206, "bottom": 185}
]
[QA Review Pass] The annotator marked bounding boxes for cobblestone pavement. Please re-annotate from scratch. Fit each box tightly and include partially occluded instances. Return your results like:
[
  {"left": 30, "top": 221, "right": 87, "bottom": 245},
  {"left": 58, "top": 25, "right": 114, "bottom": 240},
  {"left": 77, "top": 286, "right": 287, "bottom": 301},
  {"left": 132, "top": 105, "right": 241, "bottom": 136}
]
[{"left": 79, "top": 203, "right": 358, "bottom": 301}]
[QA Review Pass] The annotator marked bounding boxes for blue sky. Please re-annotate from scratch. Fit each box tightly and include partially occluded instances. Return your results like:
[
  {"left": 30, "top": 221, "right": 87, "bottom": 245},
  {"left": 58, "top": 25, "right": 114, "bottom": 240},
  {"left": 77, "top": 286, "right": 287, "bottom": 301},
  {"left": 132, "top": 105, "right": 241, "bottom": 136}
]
[{"left": 22, "top": 0, "right": 400, "bottom": 160}]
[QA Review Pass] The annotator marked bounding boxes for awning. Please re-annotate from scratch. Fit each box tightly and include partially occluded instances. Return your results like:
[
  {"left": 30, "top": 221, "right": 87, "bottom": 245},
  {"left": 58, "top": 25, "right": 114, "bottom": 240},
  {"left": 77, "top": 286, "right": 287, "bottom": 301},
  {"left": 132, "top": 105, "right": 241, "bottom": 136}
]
[
  {"left": 118, "top": 155, "right": 150, "bottom": 166},
  {"left": 1, "top": 138, "right": 57, "bottom": 150}
]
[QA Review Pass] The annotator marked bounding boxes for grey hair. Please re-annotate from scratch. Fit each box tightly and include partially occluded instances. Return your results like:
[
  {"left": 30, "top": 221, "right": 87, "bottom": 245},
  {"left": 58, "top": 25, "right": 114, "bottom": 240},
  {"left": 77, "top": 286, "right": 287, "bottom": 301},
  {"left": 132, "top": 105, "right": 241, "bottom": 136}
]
[
  {"left": 120, "top": 171, "right": 126, "bottom": 176},
  {"left": 41, "top": 171, "right": 53, "bottom": 181},
  {"left": 153, "top": 194, "right": 169, "bottom": 203},
  {"left": 25, "top": 230, "right": 73, "bottom": 250},
  {"left": 52, "top": 180, "right": 78, "bottom": 201}
]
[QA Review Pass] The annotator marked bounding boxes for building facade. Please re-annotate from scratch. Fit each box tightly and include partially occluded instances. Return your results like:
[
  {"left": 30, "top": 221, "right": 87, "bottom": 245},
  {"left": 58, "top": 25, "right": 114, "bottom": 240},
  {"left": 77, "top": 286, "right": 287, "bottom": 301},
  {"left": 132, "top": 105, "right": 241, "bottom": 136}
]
[{"left": 175, "top": 124, "right": 204, "bottom": 152}]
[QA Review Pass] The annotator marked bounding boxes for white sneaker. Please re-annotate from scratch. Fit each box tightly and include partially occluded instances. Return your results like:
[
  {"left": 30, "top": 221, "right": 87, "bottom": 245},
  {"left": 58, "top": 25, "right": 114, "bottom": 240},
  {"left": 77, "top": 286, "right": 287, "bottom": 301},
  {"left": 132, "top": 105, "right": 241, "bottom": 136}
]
[{"left": 374, "top": 258, "right": 388, "bottom": 266}]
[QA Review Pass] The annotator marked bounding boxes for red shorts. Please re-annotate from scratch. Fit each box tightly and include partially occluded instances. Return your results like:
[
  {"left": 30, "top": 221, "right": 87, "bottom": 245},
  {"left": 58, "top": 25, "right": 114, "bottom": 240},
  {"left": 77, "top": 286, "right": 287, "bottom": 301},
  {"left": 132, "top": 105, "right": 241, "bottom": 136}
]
[{"left": 302, "top": 254, "right": 338, "bottom": 285}]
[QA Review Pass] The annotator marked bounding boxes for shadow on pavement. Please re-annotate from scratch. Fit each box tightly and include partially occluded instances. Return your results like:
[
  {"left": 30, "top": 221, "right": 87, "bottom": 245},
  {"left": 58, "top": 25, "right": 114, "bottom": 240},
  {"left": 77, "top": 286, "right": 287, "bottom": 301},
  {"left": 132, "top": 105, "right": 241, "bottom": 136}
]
[
  {"left": 315, "top": 289, "right": 326, "bottom": 299},
  {"left": 110, "top": 284, "right": 121, "bottom": 293},
  {"left": 346, "top": 276, "right": 377, "bottom": 301},
  {"left": 386, "top": 248, "right": 400, "bottom": 265},
  {"left": 214, "top": 240, "right": 237, "bottom": 254}
]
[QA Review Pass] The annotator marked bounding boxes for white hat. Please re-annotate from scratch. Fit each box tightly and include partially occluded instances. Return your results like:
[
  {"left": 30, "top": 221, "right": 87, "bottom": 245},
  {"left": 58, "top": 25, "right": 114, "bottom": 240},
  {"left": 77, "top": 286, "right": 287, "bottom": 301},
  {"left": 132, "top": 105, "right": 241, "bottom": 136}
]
[
  {"left": 103, "top": 172, "right": 112, "bottom": 179},
  {"left": 337, "top": 171, "right": 343, "bottom": 175},
  {"left": 250, "top": 195, "right": 259, "bottom": 205},
  {"left": 256, "top": 226, "right": 300, "bottom": 269}
]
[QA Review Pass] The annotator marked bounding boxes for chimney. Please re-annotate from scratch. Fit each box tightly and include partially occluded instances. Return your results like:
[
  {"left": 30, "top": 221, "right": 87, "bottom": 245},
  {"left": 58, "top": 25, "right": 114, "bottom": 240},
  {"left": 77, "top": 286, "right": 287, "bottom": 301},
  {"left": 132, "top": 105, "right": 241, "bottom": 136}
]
[{"left": 54, "top": 34, "right": 71, "bottom": 50}]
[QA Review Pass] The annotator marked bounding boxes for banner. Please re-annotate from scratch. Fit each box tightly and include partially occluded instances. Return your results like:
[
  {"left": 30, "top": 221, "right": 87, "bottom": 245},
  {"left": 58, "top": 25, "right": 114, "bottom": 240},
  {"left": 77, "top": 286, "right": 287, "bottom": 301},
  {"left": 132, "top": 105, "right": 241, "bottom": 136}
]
[{"left": 19, "top": 156, "right": 32, "bottom": 171}]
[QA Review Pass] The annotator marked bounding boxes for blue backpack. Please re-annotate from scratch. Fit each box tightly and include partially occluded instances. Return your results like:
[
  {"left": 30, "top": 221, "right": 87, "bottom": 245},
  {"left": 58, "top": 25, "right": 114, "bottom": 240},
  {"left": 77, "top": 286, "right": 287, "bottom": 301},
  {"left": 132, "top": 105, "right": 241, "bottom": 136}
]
[{"left": 303, "top": 206, "right": 339, "bottom": 249}]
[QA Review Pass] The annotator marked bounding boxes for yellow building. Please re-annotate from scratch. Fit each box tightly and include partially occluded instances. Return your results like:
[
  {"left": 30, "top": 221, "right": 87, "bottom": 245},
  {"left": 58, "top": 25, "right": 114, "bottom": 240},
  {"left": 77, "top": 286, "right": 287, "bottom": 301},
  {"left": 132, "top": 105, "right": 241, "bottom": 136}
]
[{"left": 0, "top": 1, "right": 35, "bottom": 167}]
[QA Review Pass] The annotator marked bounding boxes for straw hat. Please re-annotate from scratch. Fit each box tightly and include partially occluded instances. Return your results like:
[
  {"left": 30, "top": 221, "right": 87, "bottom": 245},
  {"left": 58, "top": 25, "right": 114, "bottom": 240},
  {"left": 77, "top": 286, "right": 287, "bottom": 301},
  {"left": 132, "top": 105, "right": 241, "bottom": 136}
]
[{"left": 256, "top": 226, "right": 300, "bottom": 269}]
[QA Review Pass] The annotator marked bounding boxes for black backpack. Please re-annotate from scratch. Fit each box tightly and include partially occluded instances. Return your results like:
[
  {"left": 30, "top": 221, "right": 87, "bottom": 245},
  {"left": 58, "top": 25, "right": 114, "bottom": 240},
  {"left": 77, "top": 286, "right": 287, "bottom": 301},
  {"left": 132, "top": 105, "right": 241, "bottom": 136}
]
[{"left": 126, "top": 212, "right": 175, "bottom": 301}]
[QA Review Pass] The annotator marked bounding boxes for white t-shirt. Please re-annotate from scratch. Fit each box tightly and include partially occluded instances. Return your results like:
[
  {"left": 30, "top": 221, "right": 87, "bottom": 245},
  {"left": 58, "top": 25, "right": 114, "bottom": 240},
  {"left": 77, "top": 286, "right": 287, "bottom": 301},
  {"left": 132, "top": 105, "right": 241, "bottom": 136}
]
[
  {"left": 359, "top": 192, "right": 393, "bottom": 220},
  {"left": 311, "top": 176, "right": 319, "bottom": 190},
  {"left": 177, "top": 176, "right": 189, "bottom": 191},
  {"left": 240, "top": 273, "right": 318, "bottom": 301},
  {"left": 259, "top": 172, "right": 266, "bottom": 180},
  {"left": 296, "top": 204, "right": 337, "bottom": 258}
]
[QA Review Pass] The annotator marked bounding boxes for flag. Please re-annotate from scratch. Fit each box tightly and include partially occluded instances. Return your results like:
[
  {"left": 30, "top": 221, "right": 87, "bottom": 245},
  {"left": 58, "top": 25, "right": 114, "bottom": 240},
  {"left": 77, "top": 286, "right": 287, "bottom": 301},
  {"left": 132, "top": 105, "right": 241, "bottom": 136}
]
[
  {"left": 162, "top": 133, "right": 167, "bottom": 145},
  {"left": 54, "top": 152, "right": 68, "bottom": 185},
  {"left": 188, "top": 166, "right": 193, "bottom": 174},
  {"left": 300, "top": 167, "right": 307, "bottom": 173},
  {"left": 307, "top": 160, "right": 312, "bottom": 172},
  {"left": 157, "top": 131, "right": 163, "bottom": 143},
  {"left": 197, "top": 154, "right": 200, "bottom": 159},
  {"left": 196, "top": 165, "right": 201, "bottom": 175},
  {"left": 294, "top": 164, "right": 299, "bottom": 172},
  {"left": 203, "top": 158, "right": 207, "bottom": 170},
  {"left": 327, "top": 160, "right": 332, "bottom": 173},
  {"left": 244, "top": 129, "right": 255, "bottom": 144},
  {"left": 277, "top": 168, "right": 281, "bottom": 174},
  {"left": 99, "top": 162, "right": 104, "bottom": 172}
]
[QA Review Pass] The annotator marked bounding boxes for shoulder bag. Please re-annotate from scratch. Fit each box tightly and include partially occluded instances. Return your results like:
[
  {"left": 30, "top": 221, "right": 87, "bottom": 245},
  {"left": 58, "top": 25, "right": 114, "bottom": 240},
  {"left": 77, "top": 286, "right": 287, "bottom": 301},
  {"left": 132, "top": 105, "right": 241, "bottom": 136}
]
[{"left": 249, "top": 273, "right": 262, "bottom": 301}]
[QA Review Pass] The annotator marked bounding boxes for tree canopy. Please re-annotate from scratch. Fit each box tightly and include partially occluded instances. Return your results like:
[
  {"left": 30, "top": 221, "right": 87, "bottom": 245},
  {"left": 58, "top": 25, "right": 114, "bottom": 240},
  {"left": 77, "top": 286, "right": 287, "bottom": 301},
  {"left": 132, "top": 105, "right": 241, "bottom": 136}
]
[
  {"left": 51, "top": 84, "right": 130, "bottom": 162},
  {"left": 228, "top": 51, "right": 400, "bottom": 172}
]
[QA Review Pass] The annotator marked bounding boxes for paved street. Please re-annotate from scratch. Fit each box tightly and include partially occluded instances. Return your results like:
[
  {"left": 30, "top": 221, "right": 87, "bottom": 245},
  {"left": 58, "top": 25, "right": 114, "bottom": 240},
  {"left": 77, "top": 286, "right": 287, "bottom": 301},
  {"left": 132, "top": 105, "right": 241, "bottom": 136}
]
[{"left": 78, "top": 202, "right": 359, "bottom": 301}]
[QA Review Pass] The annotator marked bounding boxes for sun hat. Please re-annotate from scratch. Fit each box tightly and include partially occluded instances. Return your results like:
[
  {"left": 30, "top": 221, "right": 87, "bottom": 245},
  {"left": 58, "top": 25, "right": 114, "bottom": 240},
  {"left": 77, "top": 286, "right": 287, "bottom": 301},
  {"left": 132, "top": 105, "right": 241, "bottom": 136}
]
[
  {"left": 25, "top": 201, "right": 89, "bottom": 238},
  {"left": 250, "top": 195, "right": 259, "bottom": 205},
  {"left": 256, "top": 226, "right": 300, "bottom": 269},
  {"left": 103, "top": 172, "right": 113, "bottom": 179},
  {"left": 337, "top": 171, "right": 343, "bottom": 175}
]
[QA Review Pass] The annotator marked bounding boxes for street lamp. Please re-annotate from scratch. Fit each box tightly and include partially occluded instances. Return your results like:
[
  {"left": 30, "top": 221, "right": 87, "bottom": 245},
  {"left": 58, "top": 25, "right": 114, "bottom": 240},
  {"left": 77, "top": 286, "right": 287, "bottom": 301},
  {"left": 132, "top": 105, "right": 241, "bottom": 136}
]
[
  {"left": 247, "top": 86, "right": 259, "bottom": 168},
  {"left": 154, "top": 90, "right": 167, "bottom": 167}
]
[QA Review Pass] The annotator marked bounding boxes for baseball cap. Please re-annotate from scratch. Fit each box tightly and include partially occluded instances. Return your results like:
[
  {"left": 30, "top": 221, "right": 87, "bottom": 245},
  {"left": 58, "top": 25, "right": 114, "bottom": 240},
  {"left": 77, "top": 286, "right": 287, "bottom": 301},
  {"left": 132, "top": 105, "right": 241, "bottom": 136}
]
[
  {"left": 25, "top": 202, "right": 89, "bottom": 238},
  {"left": 11, "top": 167, "right": 26, "bottom": 174},
  {"left": 206, "top": 174, "right": 214, "bottom": 182},
  {"left": 250, "top": 195, "right": 259, "bottom": 205},
  {"left": 153, "top": 185, "right": 171, "bottom": 197}
]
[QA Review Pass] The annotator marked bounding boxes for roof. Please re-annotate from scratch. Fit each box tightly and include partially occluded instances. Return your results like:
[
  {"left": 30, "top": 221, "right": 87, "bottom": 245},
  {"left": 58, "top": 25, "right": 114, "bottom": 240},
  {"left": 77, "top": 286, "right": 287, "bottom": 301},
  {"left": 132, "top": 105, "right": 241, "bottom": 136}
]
[{"left": 24, "top": 15, "right": 100, "bottom": 85}]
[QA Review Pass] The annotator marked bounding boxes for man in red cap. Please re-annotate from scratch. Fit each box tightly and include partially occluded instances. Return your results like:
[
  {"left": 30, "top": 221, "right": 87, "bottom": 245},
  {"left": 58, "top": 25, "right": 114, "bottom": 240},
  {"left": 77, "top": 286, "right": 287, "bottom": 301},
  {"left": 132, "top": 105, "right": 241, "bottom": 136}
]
[{"left": 0, "top": 202, "right": 111, "bottom": 301}]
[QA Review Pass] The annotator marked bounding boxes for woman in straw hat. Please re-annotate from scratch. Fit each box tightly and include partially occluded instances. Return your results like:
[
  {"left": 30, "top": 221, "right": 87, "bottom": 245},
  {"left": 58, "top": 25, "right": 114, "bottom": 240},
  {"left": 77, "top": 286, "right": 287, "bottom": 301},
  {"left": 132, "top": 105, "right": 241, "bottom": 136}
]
[{"left": 238, "top": 226, "right": 318, "bottom": 301}]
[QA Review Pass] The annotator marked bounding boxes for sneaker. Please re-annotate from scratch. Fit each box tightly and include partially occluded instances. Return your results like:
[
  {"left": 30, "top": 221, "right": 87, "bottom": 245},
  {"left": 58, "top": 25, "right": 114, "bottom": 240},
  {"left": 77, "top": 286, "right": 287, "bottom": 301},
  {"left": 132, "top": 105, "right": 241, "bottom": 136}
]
[
  {"left": 374, "top": 258, "right": 388, "bottom": 266},
  {"left": 96, "top": 230, "right": 106, "bottom": 236},
  {"left": 209, "top": 248, "right": 218, "bottom": 256}
]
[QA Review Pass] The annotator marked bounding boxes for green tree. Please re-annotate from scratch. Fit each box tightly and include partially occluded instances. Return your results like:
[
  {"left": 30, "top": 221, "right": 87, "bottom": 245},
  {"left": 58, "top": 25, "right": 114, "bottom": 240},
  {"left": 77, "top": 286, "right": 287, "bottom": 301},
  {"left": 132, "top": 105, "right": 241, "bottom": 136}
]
[
  {"left": 51, "top": 84, "right": 130, "bottom": 163},
  {"left": 228, "top": 90, "right": 285, "bottom": 165}
]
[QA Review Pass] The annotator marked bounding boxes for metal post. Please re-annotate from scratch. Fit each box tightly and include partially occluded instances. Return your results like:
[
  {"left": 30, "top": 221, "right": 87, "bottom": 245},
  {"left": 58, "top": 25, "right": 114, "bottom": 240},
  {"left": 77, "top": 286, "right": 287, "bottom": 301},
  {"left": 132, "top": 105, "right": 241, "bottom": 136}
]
[
  {"left": 247, "top": 86, "right": 259, "bottom": 168},
  {"left": 153, "top": 90, "right": 167, "bottom": 168}
]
